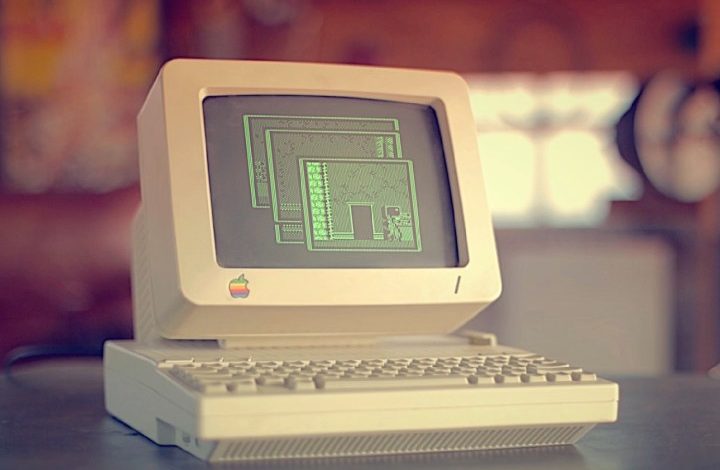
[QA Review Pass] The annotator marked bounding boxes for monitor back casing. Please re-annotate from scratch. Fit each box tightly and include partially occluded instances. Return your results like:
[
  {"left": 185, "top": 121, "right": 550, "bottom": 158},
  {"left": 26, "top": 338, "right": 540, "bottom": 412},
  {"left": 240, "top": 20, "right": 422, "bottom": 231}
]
[{"left": 134, "top": 59, "right": 501, "bottom": 344}]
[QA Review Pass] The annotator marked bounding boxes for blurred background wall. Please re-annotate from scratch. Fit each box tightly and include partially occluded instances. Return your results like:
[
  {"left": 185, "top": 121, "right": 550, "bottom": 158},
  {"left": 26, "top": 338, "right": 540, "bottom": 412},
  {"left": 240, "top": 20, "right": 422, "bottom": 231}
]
[{"left": 1, "top": 0, "right": 719, "bottom": 375}]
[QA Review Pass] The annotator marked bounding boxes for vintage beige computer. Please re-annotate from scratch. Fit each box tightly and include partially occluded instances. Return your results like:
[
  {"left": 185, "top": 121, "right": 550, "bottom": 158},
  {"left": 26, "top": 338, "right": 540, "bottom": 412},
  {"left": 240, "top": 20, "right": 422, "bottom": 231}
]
[{"left": 103, "top": 59, "right": 618, "bottom": 462}]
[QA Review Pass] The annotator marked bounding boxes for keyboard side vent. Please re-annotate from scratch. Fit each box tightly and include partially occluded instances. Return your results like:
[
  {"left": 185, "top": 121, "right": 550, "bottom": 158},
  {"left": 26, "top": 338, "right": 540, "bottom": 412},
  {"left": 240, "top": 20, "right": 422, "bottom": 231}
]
[{"left": 212, "top": 425, "right": 592, "bottom": 461}]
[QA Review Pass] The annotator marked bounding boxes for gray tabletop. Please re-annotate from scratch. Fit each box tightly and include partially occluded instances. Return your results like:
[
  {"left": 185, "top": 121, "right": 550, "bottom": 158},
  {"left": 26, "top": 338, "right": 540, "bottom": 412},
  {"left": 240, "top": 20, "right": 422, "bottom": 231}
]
[{"left": 1, "top": 359, "right": 719, "bottom": 469}]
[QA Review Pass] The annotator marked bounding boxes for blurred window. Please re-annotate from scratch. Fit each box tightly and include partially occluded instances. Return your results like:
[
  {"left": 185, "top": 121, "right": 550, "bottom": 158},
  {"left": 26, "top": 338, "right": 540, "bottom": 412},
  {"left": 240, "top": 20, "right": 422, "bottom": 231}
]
[{"left": 466, "top": 73, "right": 641, "bottom": 227}]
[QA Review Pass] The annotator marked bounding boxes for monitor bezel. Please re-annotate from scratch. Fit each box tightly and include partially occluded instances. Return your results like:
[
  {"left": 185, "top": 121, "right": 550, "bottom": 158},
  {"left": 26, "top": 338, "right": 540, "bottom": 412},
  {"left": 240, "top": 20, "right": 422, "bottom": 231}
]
[{"left": 141, "top": 59, "right": 501, "bottom": 339}]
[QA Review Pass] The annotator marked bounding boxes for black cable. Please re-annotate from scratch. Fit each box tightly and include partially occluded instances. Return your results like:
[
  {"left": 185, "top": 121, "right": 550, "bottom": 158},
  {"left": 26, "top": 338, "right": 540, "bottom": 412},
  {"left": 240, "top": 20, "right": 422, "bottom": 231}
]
[{"left": 3, "top": 343, "right": 103, "bottom": 375}]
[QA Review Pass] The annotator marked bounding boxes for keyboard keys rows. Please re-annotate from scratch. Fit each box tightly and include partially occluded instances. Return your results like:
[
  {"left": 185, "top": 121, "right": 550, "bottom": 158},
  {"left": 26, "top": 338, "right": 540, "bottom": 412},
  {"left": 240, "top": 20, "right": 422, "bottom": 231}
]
[{"left": 162, "top": 354, "right": 597, "bottom": 394}]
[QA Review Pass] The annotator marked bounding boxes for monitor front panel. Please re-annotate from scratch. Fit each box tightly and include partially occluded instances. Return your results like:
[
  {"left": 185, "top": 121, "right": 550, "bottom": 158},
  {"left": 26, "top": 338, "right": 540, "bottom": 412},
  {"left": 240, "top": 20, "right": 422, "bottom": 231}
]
[
  {"left": 204, "top": 96, "right": 459, "bottom": 268},
  {"left": 139, "top": 60, "right": 501, "bottom": 339}
]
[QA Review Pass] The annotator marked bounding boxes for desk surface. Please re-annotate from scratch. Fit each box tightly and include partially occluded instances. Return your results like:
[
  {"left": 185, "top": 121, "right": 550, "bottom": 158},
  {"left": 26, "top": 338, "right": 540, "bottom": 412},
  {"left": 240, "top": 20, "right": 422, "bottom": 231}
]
[{"left": 1, "top": 360, "right": 719, "bottom": 470}]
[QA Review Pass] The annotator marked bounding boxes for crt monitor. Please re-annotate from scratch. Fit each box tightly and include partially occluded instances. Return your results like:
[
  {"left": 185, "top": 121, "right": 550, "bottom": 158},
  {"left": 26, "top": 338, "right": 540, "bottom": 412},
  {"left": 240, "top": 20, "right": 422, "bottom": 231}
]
[{"left": 133, "top": 59, "right": 501, "bottom": 345}]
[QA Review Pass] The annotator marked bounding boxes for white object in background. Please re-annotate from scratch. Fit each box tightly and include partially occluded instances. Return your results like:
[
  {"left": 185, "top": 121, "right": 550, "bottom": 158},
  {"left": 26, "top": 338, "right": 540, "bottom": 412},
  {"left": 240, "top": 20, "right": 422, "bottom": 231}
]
[{"left": 472, "top": 230, "right": 674, "bottom": 375}]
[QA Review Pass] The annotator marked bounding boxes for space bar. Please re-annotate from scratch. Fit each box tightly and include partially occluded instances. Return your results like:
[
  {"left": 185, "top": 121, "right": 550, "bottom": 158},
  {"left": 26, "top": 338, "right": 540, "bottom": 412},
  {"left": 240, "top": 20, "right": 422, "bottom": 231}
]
[{"left": 319, "top": 375, "right": 470, "bottom": 390}]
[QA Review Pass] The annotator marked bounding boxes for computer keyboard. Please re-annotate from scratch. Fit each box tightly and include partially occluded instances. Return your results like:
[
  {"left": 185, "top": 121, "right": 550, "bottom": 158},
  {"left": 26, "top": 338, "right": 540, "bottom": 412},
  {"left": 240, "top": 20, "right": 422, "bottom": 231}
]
[
  {"left": 164, "top": 353, "right": 598, "bottom": 394},
  {"left": 106, "top": 340, "right": 618, "bottom": 461}
]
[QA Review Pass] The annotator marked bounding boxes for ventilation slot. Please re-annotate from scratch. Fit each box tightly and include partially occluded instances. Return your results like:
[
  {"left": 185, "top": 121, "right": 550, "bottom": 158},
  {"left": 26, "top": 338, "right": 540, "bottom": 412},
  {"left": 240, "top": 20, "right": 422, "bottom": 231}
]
[{"left": 214, "top": 425, "right": 590, "bottom": 461}]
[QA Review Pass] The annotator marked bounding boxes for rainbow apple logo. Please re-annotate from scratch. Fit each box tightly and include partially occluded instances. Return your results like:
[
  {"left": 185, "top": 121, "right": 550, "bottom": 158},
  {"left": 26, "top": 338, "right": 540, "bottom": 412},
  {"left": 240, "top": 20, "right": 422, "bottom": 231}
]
[{"left": 229, "top": 274, "right": 250, "bottom": 298}]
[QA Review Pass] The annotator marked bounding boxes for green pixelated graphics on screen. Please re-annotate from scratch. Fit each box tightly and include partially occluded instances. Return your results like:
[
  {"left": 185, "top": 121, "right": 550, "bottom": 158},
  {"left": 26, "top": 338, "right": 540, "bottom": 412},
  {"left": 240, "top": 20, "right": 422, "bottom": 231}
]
[
  {"left": 243, "top": 115, "right": 422, "bottom": 253},
  {"left": 243, "top": 115, "right": 398, "bottom": 208},
  {"left": 299, "top": 159, "right": 421, "bottom": 252},
  {"left": 264, "top": 129, "right": 403, "bottom": 243}
]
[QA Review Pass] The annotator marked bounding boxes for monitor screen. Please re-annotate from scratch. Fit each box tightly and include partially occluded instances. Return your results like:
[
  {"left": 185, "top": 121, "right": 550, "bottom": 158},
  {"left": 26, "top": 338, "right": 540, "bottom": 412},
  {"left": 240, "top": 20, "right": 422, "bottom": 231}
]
[{"left": 203, "top": 95, "right": 458, "bottom": 268}]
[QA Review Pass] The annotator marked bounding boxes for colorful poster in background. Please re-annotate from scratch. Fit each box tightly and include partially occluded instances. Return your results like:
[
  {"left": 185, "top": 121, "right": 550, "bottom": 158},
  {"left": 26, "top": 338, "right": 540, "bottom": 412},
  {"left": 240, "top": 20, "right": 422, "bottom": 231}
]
[{"left": 0, "top": 0, "right": 160, "bottom": 193}]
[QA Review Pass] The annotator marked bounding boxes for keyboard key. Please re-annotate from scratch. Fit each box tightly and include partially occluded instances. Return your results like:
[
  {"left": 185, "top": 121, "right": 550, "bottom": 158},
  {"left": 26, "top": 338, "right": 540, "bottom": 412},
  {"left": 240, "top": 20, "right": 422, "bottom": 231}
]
[
  {"left": 317, "top": 375, "right": 469, "bottom": 390},
  {"left": 285, "top": 360, "right": 309, "bottom": 367},
  {"left": 284, "top": 376, "right": 316, "bottom": 391},
  {"left": 229, "top": 373, "right": 256, "bottom": 380},
  {"left": 336, "top": 359, "right": 362, "bottom": 367},
  {"left": 527, "top": 364, "right": 582, "bottom": 374},
  {"left": 227, "top": 379, "right": 257, "bottom": 393},
  {"left": 322, "top": 370, "right": 344, "bottom": 377},
  {"left": 363, "top": 359, "right": 387, "bottom": 367},
  {"left": 255, "top": 376, "right": 285, "bottom": 386},
  {"left": 255, "top": 361, "right": 282, "bottom": 368},
  {"left": 521, "top": 373, "right": 546, "bottom": 383},
  {"left": 494, "top": 374, "right": 522, "bottom": 384},
  {"left": 310, "top": 360, "right": 335, "bottom": 367},
  {"left": 226, "top": 358, "right": 252, "bottom": 365},
  {"left": 203, "top": 363, "right": 226, "bottom": 369},
  {"left": 158, "top": 358, "right": 195, "bottom": 368},
  {"left": 387, "top": 359, "right": 411, "bottom": 366},
  {"left": 571, "top": 371, "right": 597, "bottom": 382},
  {"left": 547, "top": 372, "right": 572, "bottom": 383},
  {"left": 187, "top": 371, "right": 234, "bottom": 380},
  {"left": 467, "top": 374, "right": 495, "bottom": 385}
]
